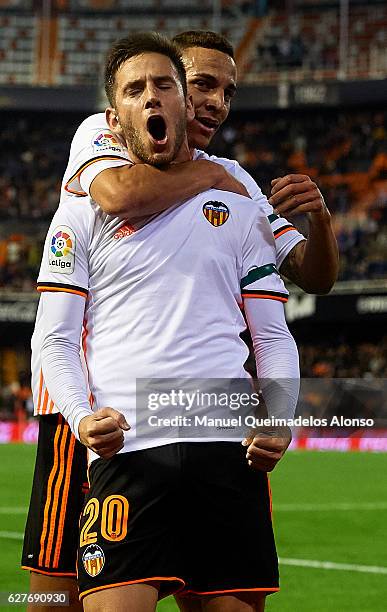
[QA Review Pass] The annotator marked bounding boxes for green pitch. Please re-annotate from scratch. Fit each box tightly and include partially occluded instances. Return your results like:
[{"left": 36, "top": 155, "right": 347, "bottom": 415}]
[{"left": 0, "top": 444, "right": 386, "bottom": 611}]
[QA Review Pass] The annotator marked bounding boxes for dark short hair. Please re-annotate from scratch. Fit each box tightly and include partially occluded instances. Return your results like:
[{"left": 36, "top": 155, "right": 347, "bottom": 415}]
[
  {"left": 105, "top": 32, "right": 187, "bottom": 106},
  {"left": 173, "top": 30, "right": 235, "bottom": 60}
]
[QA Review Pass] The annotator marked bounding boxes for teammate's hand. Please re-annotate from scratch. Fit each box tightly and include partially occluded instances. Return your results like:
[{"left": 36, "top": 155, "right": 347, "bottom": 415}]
[
  {"left": 78, "top": 407, "right": 130, "bottom": 459},
  {"left": 242, "top": 426, "right": 292, "bottom": 472},
  {"left": 214, "top": 166, "right": 250, "bottom": 197},
  {"left": 269, "top": 174, "right": 330, "bottom": 220}
]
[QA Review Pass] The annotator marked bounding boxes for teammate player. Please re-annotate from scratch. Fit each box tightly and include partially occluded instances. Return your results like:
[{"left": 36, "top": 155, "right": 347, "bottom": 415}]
[{"left": 32, "top": 33, "right": 299, "bottom": 611}]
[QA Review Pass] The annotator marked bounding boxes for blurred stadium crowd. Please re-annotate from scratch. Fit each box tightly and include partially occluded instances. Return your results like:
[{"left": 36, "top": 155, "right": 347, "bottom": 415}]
[
  {"left": 0, "top": 1, "right": 386, "bottom": 422},
  {"left": 1, "top": 107, "right": 386, "bottom": 290}
]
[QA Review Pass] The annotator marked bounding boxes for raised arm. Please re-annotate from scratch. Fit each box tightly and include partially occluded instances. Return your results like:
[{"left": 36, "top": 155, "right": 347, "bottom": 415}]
[
  {"left": 204, "top": 156, "right": 338, "bottom": 295},
  {"left": 269, "top": 174, "right": 339, "bottom": 294}
]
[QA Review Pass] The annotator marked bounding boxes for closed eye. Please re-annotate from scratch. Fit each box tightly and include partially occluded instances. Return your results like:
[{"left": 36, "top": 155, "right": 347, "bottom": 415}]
[{"left": 192, "top": 79, "right": 210, "bottom": 90}]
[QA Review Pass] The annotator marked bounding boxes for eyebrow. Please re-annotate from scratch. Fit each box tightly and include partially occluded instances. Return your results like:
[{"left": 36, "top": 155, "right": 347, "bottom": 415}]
[
  {"left": 122, "top": 75, "right": 176, "bottom": 92},
  {"left": 191, "top": 72, "right": 237, "bottom": 93}
]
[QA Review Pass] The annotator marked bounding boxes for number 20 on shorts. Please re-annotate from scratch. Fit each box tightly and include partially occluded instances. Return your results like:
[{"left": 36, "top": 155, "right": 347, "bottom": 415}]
[{"left": 80, "top": 495, "right": 129, "bottom": 547}]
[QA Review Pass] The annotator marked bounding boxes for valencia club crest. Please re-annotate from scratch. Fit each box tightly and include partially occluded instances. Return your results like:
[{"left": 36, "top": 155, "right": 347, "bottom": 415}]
[
  {"left": 203, "top": 201, "right": 229, "bottom": 227},
  {"left": 82, "top": 544, "right": 105, "bottom": 577}
]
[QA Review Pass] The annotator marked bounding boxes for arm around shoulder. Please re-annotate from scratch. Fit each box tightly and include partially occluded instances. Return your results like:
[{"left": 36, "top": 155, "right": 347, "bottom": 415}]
[{"left": 90, "top": 160, "right": 249, "bottom": 218}]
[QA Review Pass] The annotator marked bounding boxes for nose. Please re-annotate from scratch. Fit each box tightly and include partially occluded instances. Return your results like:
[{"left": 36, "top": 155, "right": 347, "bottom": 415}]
[
  {"left": 205, "top": 90, "right": 224, "bottom": 112},
  {"left": 144, "top": 83, "right": 161, "bottom": 109}
]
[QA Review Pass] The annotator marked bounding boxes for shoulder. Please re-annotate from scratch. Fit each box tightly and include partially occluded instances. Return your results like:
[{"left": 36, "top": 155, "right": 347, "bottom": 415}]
[
  {"left": 194, "top": 149, "right": 270, "bottom": 210},
  {"left": 194, "top": 148, "right": 238, "bottom": 175},
  {"left": 54, "top": 195, "right": 96, "bottom": 227},
  {"left": 73, "top": 112, "right": 108, "bottom": 135},
  {"left": 70, "top": 113, "right": 126, "bottom": 153}
]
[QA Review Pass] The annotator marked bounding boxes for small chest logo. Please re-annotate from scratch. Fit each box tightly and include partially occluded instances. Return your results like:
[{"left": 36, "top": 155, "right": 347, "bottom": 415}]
[
  {"left": 82, "top": 544, "right": 105, "bottom": 577},
  {"left": 113, "top": 223, "right": 136, "bottom": 240},
  {"left": 203, "top": 201, "right": 229, "bottom": 227}
]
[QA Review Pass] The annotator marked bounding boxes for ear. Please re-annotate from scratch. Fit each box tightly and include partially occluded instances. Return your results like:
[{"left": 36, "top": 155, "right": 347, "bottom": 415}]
[
  {"left": 186, "top": 94, "right": 195, "bottom": 123},
  {"left": 105, "top": 107, "right": 123, "bottom": 136}
]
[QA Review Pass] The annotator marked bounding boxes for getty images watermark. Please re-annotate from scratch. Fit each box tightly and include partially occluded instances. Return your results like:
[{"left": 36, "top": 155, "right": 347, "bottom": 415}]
[{"left": 135, "top": 378, "right": 387, "bottom": 439}]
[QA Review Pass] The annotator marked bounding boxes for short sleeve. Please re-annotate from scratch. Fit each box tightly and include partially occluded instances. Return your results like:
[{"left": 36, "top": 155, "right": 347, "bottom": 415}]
[
  {"left": 266, "top": 212, "right": 306, "bottom": 269},
  {"left": 63, "top": 113, "right": 131, "bottom": 196},
  {"left": 37, "top": 201, "right": 92, "bottom": 299},
  {"left": 231, "top": 161, "right": 306, "bottom": 268},
  {"left": 240, "top": 213, "right": 289, "bottom": 304}
]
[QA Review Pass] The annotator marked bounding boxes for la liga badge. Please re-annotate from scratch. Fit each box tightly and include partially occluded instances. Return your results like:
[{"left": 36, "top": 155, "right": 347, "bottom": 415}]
[
  {"left": 203, "top": 201, "right": 229, "bottom": 227},
  {"left": 48, "top": 225, "right": 75, "bottom": 274},
  {"left": 82, "top": 544, "right": 105, "bottom": 577}
]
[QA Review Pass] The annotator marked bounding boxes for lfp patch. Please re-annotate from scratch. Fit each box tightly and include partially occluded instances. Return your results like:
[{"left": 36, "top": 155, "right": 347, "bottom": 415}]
[
  {"left": 203, "top": 201, "right": 229, "bottom": 227},
  {"left": 48, "top": 226, "right": 75, "bottom": 274},
  {"left": 92, "top": 131, "right": 125, "bottom": 154},
  {"left": 82, "top": 544, "right": 105, "bottom": 577}
]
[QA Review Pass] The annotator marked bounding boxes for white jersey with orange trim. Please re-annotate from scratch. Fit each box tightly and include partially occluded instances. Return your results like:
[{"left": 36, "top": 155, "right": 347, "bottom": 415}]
[
  {"left": 33, "top": 187, "right": 297, "bottom": 457},
  {"left": 62, "top": 113, "right": 305, "bottom": 267}
]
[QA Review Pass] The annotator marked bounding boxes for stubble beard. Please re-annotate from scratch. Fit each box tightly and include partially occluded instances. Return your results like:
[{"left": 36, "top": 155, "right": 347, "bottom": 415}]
[{"left": 122, "top": 114, "right": 187, "bottom": 167}]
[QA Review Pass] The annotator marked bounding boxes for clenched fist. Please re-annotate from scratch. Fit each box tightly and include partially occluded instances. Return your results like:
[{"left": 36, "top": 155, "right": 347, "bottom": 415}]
[
  {"left": 78, "top": 407, "right": 130, "bottom": 459},
  {"left": 269, "top": 174, "right": 329, "bottom": 220},
  {"left": 242, "top": 426, "right": 292, "bottom": 472}
]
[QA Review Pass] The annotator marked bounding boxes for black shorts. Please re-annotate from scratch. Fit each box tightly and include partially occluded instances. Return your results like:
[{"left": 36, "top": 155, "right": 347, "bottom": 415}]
[
  {"left": 22, "top": 414, "right": 88, "bottom": 576},
  {"left": 78, "top": 442, "right": 278, "bottom": 600}
]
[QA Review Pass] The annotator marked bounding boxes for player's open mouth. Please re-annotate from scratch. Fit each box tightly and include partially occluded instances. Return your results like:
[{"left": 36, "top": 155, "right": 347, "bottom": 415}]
[
  {"left": 147, "top": 115, "right": 168, "bottom": 146},
  {"left": 196, "top": 116, "right": 219, "bottom": 134}
]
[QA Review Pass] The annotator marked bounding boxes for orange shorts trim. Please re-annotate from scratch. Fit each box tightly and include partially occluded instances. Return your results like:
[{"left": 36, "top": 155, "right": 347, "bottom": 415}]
[
  {"left": 80, "top": 576, "right": 186, "bottom": 601},
  {"left": 180, "top": 587, "right": 279, "bottom": 596},
  {"left": 21, "top": 566, "right": 77, "bottom": 577}
]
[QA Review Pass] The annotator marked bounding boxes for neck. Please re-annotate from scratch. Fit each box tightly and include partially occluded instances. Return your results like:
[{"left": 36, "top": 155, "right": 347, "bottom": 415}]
[{"left": 173, "top": 136, "right": 193, "bottom": 163}]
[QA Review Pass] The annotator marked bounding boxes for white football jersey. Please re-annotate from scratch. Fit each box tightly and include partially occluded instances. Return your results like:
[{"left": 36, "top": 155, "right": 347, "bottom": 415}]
[{"left": 32, "top": 186, "right": 289, "bottom": 455}]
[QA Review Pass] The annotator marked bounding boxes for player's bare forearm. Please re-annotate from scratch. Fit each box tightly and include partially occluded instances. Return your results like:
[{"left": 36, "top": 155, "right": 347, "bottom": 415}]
[
  {"left": 280, "top": 215, "right": 339, "bottom": 294},
  {"left": 270, "top": 174, "right": 339, "bottom": 294},
  {"left": 90, "top": 159, "right": 249, "bottom": 218}
]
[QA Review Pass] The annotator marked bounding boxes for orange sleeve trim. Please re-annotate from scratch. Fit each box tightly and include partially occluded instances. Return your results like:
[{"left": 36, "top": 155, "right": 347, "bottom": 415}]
[
  {"left": 80, "top": 577, "right": 186, "bottom": 601},
  {"left": 64, "top": 155, "right": 130, "bottom": 195},
  {"left": 181, "top": 587, "right": 279, "bottom": 596},
  {"left": 21, "top": 566, "right": 76, "bottom": 577},
  {"left": 37, "top": 286, "right": 88, "bottom": 299},
  {"left": 241, "top": 294, "right": 288, "bottom": 303},
  {"left": 274, "top": 227, "right": 297, "bottom": 239}
]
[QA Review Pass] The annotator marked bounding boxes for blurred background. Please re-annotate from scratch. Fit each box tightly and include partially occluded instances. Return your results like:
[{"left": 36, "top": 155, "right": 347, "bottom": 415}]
[
  {"left": 0, "top": 2, "right": 386, "bottom": 611},
  {"left": 1, "top": 0, "right": 386, "bottom": 434}
]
